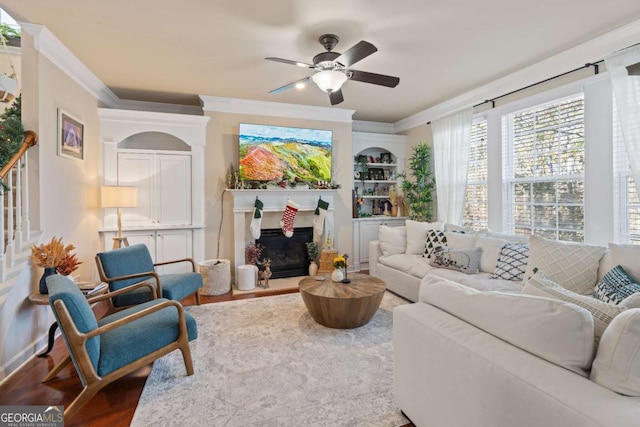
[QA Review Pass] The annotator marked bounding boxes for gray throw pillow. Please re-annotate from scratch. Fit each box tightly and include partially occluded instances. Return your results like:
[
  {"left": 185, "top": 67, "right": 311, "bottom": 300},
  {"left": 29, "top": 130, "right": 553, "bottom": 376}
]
[{"left": 428, "top": 247, "right": 482, "bottom": 274}]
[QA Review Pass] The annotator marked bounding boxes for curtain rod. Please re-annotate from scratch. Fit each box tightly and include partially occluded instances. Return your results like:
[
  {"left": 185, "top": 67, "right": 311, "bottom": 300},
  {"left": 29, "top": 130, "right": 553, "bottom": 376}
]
[{"left": 426, "top": 60, "right": 604, "bottom": 125}]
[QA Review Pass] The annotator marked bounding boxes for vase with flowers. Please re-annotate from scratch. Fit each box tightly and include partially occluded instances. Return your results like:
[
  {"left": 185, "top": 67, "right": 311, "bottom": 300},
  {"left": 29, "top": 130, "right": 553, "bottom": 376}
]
[
  {"left": 30, "top": 236, "right": 81, "bottom": 294},
  {"left": 332, "top": 253, "right": 350, "bottom": 283}
]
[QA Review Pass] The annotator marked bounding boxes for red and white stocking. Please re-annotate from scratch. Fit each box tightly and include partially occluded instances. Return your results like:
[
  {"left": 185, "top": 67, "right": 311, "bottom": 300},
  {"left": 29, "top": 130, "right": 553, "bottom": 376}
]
[{"left": 280, "top": 199, "right": 300, "bottom": 238}]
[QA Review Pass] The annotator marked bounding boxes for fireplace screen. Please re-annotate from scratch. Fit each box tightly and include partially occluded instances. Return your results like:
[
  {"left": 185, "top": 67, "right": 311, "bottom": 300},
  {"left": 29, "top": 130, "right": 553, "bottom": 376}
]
[{"left": 256, "top": 227, "right": 313, "bottom": 279}]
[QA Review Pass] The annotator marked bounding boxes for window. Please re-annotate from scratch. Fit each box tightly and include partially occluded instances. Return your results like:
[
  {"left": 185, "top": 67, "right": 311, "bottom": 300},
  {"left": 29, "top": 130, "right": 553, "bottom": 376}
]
[
  {"left": 613, "top": 102, "right": 640, "bottom": 244},
  {"left": 463, "top": 119, "right": 487, "bottom": 230},
  {"left": 502, "top": 94, "right": 585, "bottom": 242}
]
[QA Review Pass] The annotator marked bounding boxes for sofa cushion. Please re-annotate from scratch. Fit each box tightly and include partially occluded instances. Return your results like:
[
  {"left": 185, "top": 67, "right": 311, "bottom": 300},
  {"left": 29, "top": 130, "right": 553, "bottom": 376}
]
[
  {"left": 620, "top": 293, "right": 640, "bottom": 309},
  {"left": 591, "top": 309, "right": 640, "bottom": 396},
  {"left": 522, "top": 272, "right": 627, "bottom": 340},
  {"left": 428, "top": 247, "right": 481, "bottom": 274},
  {"left": 491, "top": 243, "right": 529, "bottom": 281},
  {"left": 444, "top": 231, "right": 476, "bottom": 249},
  {"left": 406, "top": 220, "right": 444, "bottom": 255},
  {"left": 425, "top": 269, "right": 523, "bottom": 293},
  {"left": 378, "top": 225, "right": 407, "bottom": 257},
  {"left": 379, "top": 254, "right": 434, "bottom": 279},
  {"left": 423, "top": 229, "right": 447, "bottom": 259},
  {"left": 524, "top": 235, "right": 607, "bottom": 295},
  {"left": 610, "top": 243, "right": 640, "bottom": 283},
  {"left": 594, "top": 265, "right": 640, "bottom": 305},
  {"left": 419, "top": 275, "right": 595, "bottom": 376},
  {"left": 475, "top": 235, "right": 508, "bottom": 273}
]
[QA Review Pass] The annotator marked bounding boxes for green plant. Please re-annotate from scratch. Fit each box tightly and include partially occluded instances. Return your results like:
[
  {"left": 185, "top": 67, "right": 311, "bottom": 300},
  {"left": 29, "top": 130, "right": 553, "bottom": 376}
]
[
  {"left": 306, "top": 241, "right": 319, "bottom": 262},
  {"left": 0, "top": 23, "right": 20, "bottom": 40},
  {"left": 398, "top": 142, "right": 435, "bottom": 222},
  {"left": 355, "top": 155, "right": 369, "bottom": 182}
]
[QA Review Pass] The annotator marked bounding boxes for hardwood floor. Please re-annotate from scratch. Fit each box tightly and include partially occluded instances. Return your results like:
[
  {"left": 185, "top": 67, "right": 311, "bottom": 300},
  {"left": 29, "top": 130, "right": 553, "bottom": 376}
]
[{"left": 0, "top": 283, "right": 414, "bottom": 427}]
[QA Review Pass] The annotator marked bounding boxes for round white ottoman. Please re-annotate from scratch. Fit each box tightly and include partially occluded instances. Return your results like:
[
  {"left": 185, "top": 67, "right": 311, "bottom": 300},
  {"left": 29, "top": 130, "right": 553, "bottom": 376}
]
[
  {"left": 237, "top": 264, "right": 257, "bottom": 291},
  {"left": 198, "top": 259, "right": 231, "bottom": 296}
]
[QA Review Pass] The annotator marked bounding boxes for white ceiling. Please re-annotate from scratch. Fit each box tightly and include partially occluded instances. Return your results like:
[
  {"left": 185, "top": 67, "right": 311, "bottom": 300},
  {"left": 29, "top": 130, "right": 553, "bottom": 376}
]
[{"left": 5, "top": 0, "right": 640, "bottom": 122}]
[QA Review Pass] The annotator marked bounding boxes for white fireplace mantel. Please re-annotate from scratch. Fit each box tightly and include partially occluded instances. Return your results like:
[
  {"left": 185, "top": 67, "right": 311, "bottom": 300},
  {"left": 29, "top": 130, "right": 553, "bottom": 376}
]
[{"left": 227, "top": 189, "right": 337, "bottom": 277}]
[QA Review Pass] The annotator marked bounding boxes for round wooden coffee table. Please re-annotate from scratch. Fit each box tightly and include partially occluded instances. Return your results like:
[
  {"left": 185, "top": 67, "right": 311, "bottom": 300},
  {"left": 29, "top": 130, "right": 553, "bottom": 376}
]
[{"left": 298, "top": 272, "right": 386, "bottom": 329}]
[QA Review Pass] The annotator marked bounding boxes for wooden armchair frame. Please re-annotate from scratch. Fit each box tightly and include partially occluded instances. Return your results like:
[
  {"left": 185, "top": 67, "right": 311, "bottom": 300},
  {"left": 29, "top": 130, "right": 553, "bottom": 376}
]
[
  {"left": 49, "top": 283, "right": 193, "bottom": 420},
  {"left": 95, "top": 254, "right": 201, "bottom": 306}
]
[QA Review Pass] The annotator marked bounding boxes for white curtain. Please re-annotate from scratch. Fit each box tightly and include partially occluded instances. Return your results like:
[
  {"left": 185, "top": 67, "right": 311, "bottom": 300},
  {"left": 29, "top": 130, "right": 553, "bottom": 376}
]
[
  {"left": 432, "top": 108, "right": 473, "bottom": 225},
  {"left": 606, "top": 46, "right": 640, "bottom": 199}
]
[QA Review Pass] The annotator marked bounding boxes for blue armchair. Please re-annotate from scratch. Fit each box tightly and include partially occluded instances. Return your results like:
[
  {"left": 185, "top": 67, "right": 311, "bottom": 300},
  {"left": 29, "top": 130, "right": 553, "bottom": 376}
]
[
  {"left": 46, "top": 274, "right": 197, "bottom": 420},
  {"left": 95, "top": 244, "right": 202, "bottom": 307}
]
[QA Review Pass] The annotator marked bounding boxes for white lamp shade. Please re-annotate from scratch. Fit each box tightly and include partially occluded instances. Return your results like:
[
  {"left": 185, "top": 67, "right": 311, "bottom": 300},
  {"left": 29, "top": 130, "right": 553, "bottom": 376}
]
[
  {"left": 101, "top": 186, "right": 138, "bottom": 208},
  {"left": 312, "top": 70, "right": 348, "bottom": 93}
]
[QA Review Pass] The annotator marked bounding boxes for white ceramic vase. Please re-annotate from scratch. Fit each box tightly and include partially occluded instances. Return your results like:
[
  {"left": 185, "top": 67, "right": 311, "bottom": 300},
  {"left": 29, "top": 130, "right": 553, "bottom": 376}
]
[
  {"left": 308, "top": 261, "right": 318, "bottom": 276},
  {"left": 331, "top": 269, "right": 344, "bottom": 282}
]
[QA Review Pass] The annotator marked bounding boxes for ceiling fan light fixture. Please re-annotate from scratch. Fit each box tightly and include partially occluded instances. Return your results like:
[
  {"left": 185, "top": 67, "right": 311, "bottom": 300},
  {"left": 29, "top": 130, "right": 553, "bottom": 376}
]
[
  {"left": 312, "top": 70, "right": 348, "bottom": 93},
  {"left": 295, "top": 81, "right": 307, "bottom": 89}
]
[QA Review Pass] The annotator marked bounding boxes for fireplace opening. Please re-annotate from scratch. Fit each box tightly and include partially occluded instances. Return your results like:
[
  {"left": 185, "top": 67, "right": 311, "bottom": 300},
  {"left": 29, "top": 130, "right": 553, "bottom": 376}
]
[{"left": 256, "top": 227, "right": 313, "bottom": 279}]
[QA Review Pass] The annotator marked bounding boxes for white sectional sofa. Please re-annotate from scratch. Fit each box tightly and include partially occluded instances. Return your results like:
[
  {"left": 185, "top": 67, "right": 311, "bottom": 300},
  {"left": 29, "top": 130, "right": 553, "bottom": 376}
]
[{"left": 370, "top": 221, "right": 640, "bottom": 426}]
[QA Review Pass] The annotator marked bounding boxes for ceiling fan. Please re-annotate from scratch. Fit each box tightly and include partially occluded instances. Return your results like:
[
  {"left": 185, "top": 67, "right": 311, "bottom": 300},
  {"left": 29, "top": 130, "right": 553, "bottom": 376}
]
[{"left": 265, "top": 34, "right": 400, "bottom": 105}]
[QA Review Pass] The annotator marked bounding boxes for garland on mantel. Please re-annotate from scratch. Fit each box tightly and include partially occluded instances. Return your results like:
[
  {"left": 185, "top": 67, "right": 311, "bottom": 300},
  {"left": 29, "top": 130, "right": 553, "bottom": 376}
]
[{"left": 0, "top": 95, "right": 24, "bottom": 172}]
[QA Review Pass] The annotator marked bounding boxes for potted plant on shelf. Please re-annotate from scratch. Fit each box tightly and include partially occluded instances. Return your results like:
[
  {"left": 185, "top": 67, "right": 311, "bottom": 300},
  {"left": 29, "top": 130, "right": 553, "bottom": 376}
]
[
  {"left": 398, "top": 142, "right": 435, "bottom": 222},
  {"left": 306, "top": 241, "right": 319, "bottom": 276}
]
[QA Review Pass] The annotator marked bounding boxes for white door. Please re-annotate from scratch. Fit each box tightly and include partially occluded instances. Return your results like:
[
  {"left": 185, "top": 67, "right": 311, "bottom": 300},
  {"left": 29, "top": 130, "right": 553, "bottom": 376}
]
[
  {"left": 157, "top": 155, "right": 191, "bottom": 225},
  {"left": 156, "top": 229, "right": 193, "bottom": 274},
  {"left": 117, "top": 152, "right": 155, "bottom": 226}
]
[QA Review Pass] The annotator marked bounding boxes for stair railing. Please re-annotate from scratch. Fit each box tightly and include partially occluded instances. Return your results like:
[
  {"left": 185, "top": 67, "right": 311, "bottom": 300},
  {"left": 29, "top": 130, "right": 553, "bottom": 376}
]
[{"left": 0, "top": 130, "right": 38, "bottom": 280}]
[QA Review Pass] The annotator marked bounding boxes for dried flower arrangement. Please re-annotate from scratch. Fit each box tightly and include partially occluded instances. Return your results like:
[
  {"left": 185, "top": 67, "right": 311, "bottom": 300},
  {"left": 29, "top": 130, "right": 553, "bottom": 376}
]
[
  {"left": 30, "top": 236, "right": 78, "bottom": 273},
  {"left": 245, "top": 242, "right": 263, "bottom": 265},
  {"left": 56, "top": 252, "right": 83, "bottom": 276}
]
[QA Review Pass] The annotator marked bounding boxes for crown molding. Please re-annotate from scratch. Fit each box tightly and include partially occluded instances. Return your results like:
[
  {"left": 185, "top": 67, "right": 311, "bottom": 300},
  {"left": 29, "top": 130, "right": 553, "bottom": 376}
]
[
  {"left": 199, "top": 95, "right": 355, "bottom": 123},
  {"left": 19, "top": 23, "right": 120, "bottom": 107},
  {"left": 352, "top": 120, "right": 397, "bottom": 134},
  {"left": 395, "top": 18, "right": 640, "bottom": 132},
  {"left": 113, "top": 98, "right": 203, "bottom": 116},
  {"left": 98, "top": 108, "right": 210, "bottom": 127}
]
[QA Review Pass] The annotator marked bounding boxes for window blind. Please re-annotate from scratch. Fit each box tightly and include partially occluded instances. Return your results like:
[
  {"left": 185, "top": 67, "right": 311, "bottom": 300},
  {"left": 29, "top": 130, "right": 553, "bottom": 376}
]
[{"left": 463, "top": 119, "right": 488, "bottom": 230}]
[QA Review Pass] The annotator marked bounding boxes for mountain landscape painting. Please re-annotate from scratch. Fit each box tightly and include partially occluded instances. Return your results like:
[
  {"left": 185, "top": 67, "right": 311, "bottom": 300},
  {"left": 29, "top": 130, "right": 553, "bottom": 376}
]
[{"left": 239, "top": 124, "right": 332, "bottom": 182}]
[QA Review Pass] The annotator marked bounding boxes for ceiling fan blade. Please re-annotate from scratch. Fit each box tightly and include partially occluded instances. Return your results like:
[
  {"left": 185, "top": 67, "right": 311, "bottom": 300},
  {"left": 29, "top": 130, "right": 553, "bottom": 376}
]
[
  {"left": 334, "top": 41, "right": 377, "bottom": 68},
  {"left": 329, "top": 89, "right": 344, "bottom": 105},
  {"left": 265, "top": 57, "right": 314, "bottom": 68},
  {"left": 349, "top": 70, "right": 400, "bottom": 88},
  {"left": 269, "top": 76, "right": 311, "bottom": 94}
]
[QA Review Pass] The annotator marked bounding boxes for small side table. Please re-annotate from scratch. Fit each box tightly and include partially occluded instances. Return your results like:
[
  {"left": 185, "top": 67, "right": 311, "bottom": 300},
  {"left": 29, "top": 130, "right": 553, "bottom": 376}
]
[{"left": 28, "top": 282, "right": 106, "bottom": 357}]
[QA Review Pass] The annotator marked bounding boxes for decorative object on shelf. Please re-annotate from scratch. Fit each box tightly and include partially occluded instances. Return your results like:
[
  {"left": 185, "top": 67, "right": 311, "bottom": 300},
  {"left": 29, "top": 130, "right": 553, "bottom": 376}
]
[
  {"left": 226, "top": 163, "right": 237, "bottom": 189},
  {"left": 368, "top": 168, "right": 384, "bottom": 180},
  {"left": 313, "top": 197, "right": 330, "bottom": 237},
  {"left": 250, "top": 197, "right": 264, "bottom": 239},
  {"left": 380, "top": 152, "right": 392, "bottom": 164},
  {"left": 57, "top": 109, "right": 84, "bottom": 160},
  {"left": 355, "top": 195, "right": 364, "bottom": 218},
  {"left": 30, "top": 236, "right": 77, "bottom": 294},
  {"left": 398, "top": 142, "right": 435, "bottom": 222},
  {"left": 306, "top": 241, "right": 319, "bottom": 276},
  {"left": 332, "top": 253, "right": 350, "bottom": 283},
  {"left": 280, "top": 198, "right": 300, "bottom": 238},
  {"left": 101, "top": 185, "right": 139, "bottom": 249},
  {"left": 245, "top": 241, "right": 263, "bottom": 265}
]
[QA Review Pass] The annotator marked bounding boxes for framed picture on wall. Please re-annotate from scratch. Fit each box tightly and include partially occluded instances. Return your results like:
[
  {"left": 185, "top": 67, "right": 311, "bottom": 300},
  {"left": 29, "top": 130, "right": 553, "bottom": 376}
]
[{"left": 58, "top": 109, "right": 84, "bottom": 160}]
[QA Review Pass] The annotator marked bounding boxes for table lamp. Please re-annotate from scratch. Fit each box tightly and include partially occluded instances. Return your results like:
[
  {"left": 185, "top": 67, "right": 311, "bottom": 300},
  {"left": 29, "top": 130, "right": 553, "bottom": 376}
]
[{"left": 101, "top": 185, "right": 138, "bottom": 249}]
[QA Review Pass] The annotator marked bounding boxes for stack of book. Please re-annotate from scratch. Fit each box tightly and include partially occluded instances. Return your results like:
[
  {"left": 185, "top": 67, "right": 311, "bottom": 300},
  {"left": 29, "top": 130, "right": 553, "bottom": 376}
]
[{"left": 78, "top": 282, "right": 108, "bottom": 296}]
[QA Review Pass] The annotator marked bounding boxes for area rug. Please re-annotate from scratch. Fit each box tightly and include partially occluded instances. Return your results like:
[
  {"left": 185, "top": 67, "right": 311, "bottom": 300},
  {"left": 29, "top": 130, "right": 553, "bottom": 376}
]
[{"left": 130, "top": 291, "right": 410, "bottom": 427}]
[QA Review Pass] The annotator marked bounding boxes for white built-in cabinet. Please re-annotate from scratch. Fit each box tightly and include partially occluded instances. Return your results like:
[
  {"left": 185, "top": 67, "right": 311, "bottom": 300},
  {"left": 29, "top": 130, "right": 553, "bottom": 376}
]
[
  {"left": 98, "top": 109, "right": 209, "bottom": 264},
  {"left": 117, "top": 151, "right": 192, "bottom": 227},
  {"left": 352, "top": 131, "right": 408, "bottom": 271}
]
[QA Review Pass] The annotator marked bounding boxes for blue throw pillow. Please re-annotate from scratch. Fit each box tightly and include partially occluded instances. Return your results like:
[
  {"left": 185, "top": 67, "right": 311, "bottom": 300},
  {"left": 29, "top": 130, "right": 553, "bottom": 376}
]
[{"left": 594, "top": 265, "right": 640, "bottom": 304}]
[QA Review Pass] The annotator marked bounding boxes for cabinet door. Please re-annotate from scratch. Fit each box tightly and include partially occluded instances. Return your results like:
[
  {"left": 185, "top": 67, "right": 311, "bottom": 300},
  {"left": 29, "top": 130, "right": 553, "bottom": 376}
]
[
  {"left": 124, "top": 231, "right": 157, "bottom": 263},
  {"left": 359, "top": 220, "right": 384, "bottom": 263},
  {"left": 117, "top": 153, "right": 155, "bottom": 226},
  {"left": 156, "top": 229, "right": 193, "bottom": 274},
  {"left": 157, "top": 155, "right": 191, "bottom": 225}
]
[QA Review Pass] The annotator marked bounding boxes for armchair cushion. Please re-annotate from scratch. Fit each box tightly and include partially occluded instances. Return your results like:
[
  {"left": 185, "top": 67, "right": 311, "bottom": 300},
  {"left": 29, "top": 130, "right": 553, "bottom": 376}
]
[
  {"left": 97, "top": 299, "right": 197, "bottom": 376},
  {"left": 160, "top": 272, "right": 203, "bottom": 301},
  {"left": 97, "top": 244, "right": 155, "bottom": 292},
  {"left": 47, "top": 275, "right": 101, "bottom": 373}
]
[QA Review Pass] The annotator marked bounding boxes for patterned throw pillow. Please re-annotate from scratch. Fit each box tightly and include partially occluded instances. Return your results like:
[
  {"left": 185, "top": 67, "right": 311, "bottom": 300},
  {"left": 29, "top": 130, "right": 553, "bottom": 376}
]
[
  {"left": 594, "top": 265, "right": 640, "bottom": 304},
  {"left": 423, "top": 229, "right": 447, "bottom": 258},
  {"left": 428, "top": 247, "right": 482, "bottom": 274},
  {"left": 491, "top": 243, "right": 529, "bottom": 281},
  {"left": 523, "top": 272, "right": 627, "bottom": 340}
]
